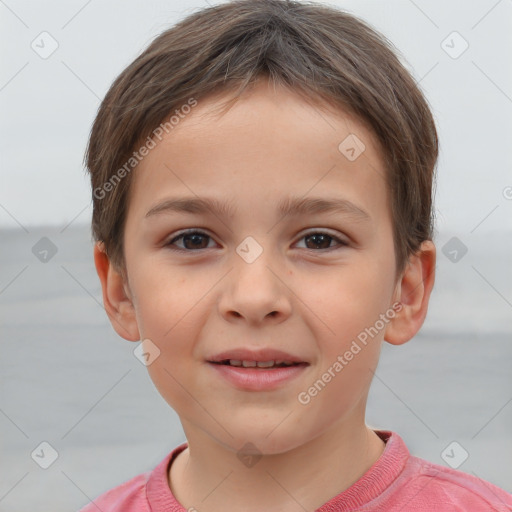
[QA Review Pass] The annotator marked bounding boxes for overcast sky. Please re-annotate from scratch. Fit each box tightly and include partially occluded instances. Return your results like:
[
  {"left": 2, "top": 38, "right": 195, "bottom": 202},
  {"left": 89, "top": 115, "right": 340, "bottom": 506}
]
[{"left": 1, "top": 0, "right": 511, "bottom": 234}]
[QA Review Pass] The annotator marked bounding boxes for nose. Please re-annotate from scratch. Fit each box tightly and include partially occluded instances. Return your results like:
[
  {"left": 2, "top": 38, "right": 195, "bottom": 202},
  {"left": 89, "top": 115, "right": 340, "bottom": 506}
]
[{"left": 217, "top": 244, "right": 293, "bottom": 326}]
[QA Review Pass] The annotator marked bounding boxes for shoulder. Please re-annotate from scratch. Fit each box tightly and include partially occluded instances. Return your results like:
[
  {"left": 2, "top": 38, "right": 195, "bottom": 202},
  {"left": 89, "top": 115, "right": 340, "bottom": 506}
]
[
  {"left": 397, "top": 454, "right": 512, "bottom": 511},
  {"left": 77, "top": 444, "right": 186, "bottom": 512},
  {"left": 77, "top": 470, "right": 151, "bottom": 512}
]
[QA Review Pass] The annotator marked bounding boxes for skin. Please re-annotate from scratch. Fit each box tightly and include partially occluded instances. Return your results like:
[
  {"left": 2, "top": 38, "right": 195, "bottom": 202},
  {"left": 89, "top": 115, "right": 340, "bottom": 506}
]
[{"left": 94, "top": 78, "right": 435, "bottom": 512}]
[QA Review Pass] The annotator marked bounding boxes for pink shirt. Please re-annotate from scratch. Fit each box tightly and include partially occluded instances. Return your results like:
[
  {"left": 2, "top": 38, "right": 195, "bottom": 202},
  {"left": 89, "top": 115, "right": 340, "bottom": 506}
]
[{"left": 78, "top": 430, "right": 512, "bottom": 511}]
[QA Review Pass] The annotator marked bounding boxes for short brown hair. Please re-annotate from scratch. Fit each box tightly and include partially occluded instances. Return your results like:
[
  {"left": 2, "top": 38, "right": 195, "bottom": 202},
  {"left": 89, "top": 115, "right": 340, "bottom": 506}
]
[{"left": 86, "top": 0, "right": 438, "bottom": 280}]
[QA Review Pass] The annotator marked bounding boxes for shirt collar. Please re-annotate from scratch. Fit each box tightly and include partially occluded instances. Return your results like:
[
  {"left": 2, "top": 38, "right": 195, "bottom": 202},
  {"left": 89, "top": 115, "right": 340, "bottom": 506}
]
[{"left": 146, "top": 430, "right": 409, "bottom": 511}]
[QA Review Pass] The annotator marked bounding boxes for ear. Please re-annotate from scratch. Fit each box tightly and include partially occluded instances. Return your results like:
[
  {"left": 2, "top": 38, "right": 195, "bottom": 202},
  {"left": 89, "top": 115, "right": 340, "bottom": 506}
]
[
  {"left": 384, "top": 240, "right": 436, "bottom": 345},
  {"left": 93, "top": 241, "right": 140, "bottom": 342}
]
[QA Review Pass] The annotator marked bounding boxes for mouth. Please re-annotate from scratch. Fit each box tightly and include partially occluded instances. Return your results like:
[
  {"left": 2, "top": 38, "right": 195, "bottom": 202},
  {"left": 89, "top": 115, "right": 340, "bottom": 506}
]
[
  {"left": 207, "top": 360, "right": 309, "bottom": 391},
  {"left": 206, "top": 350, "right": 310, "bottom": 391}
]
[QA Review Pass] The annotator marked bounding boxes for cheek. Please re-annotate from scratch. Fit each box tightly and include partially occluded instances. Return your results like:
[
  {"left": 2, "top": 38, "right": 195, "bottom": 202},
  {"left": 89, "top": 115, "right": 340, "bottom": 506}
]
[
  {"left": 134, "top": 267, "right": 206, "bottom": 410},
  {"left": 132, "top": 262, "right": 199, "bottom": 332},
  {"left": 131, "top": 262, "right": 227, "bottom": 386},
  {"left": 303, "top": 258, "right": 391, "bottom": 341}
]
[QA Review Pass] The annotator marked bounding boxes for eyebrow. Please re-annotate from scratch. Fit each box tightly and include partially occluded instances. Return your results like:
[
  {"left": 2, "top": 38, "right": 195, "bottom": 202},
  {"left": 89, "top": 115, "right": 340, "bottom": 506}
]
[{"left": 145, "top": 196, "right": 371, "bottom": 222}]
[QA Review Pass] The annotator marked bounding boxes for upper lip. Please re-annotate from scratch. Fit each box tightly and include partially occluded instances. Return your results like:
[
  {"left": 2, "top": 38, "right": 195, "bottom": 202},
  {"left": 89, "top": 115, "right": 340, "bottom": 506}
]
[{"left": 207, "top": 348, "right": 309, "bottom": 364}]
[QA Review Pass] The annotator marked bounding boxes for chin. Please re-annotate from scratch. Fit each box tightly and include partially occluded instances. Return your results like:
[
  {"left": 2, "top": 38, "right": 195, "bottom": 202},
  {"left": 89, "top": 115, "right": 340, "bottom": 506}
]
[{"left": 215, "top": 420, "right": 311, "bottom": 457}]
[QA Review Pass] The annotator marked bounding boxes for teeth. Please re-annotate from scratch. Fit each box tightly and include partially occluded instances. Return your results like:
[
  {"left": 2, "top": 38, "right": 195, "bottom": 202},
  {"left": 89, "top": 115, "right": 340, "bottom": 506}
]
[
  {"left": 225, "top": 359, "right": 297, "bottom": 368},
  {"left": 256, "top": 360, "right": 275, "bottom": 368}
]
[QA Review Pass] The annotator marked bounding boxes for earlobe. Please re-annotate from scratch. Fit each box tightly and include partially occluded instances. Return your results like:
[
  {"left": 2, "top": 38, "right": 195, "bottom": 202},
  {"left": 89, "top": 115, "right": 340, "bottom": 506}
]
[
  {"left": 93, "top": 242, "right": 140, "bottom": 342},
  {"left": 384, "top": 240, "right": 436, "bottom": 346}
]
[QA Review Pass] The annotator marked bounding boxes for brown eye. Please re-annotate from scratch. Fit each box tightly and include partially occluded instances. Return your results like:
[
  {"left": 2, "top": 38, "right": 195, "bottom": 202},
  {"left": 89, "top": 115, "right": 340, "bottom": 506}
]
[
  {"left": 296, "top": 231, "right": 348, "bottom": 251},
  {"left": 168, "top": 230, "right": 214, "bottom": 251}
]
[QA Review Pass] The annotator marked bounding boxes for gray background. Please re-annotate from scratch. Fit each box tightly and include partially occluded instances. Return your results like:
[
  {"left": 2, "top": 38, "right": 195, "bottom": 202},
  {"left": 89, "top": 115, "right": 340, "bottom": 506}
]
[{"left": 1, "top": 0, "right": 511, "bottom": 510}]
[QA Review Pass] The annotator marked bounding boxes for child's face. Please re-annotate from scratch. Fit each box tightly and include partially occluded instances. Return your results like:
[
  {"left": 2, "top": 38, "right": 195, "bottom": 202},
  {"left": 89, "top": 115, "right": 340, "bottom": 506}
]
[{"left": 114, "top": 79, "right": 404, "bottom": 453}]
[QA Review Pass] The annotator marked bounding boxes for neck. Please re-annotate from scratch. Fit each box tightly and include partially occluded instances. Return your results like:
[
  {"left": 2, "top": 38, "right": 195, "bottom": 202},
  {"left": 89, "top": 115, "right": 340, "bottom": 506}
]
[{"left": 169, "top": 419, "right": 386, "bottom": 512}]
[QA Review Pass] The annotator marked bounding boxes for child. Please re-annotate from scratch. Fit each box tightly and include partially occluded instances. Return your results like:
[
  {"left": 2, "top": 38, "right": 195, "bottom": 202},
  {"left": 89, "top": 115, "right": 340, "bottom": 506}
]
[{"left": 81, "top": 0, "right": 512, "bottom": 510}]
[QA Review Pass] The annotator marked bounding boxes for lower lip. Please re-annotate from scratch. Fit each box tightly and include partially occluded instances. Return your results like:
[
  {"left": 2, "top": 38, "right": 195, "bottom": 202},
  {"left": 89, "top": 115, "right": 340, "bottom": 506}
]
[{"left": 208, "top": 363, "right": 308, "bottom": 391}]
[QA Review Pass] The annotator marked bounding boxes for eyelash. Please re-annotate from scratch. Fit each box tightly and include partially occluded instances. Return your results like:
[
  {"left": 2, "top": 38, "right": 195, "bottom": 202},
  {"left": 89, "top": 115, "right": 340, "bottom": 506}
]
[{"left": 166, "top": 229, "right": 348, "bottom": 252}]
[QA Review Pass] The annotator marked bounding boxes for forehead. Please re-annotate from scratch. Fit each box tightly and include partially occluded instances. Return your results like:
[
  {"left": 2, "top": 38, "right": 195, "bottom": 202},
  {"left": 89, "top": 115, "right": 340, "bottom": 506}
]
[{"left": 128, "top": 80, "right": 390, "bottom": 227}]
